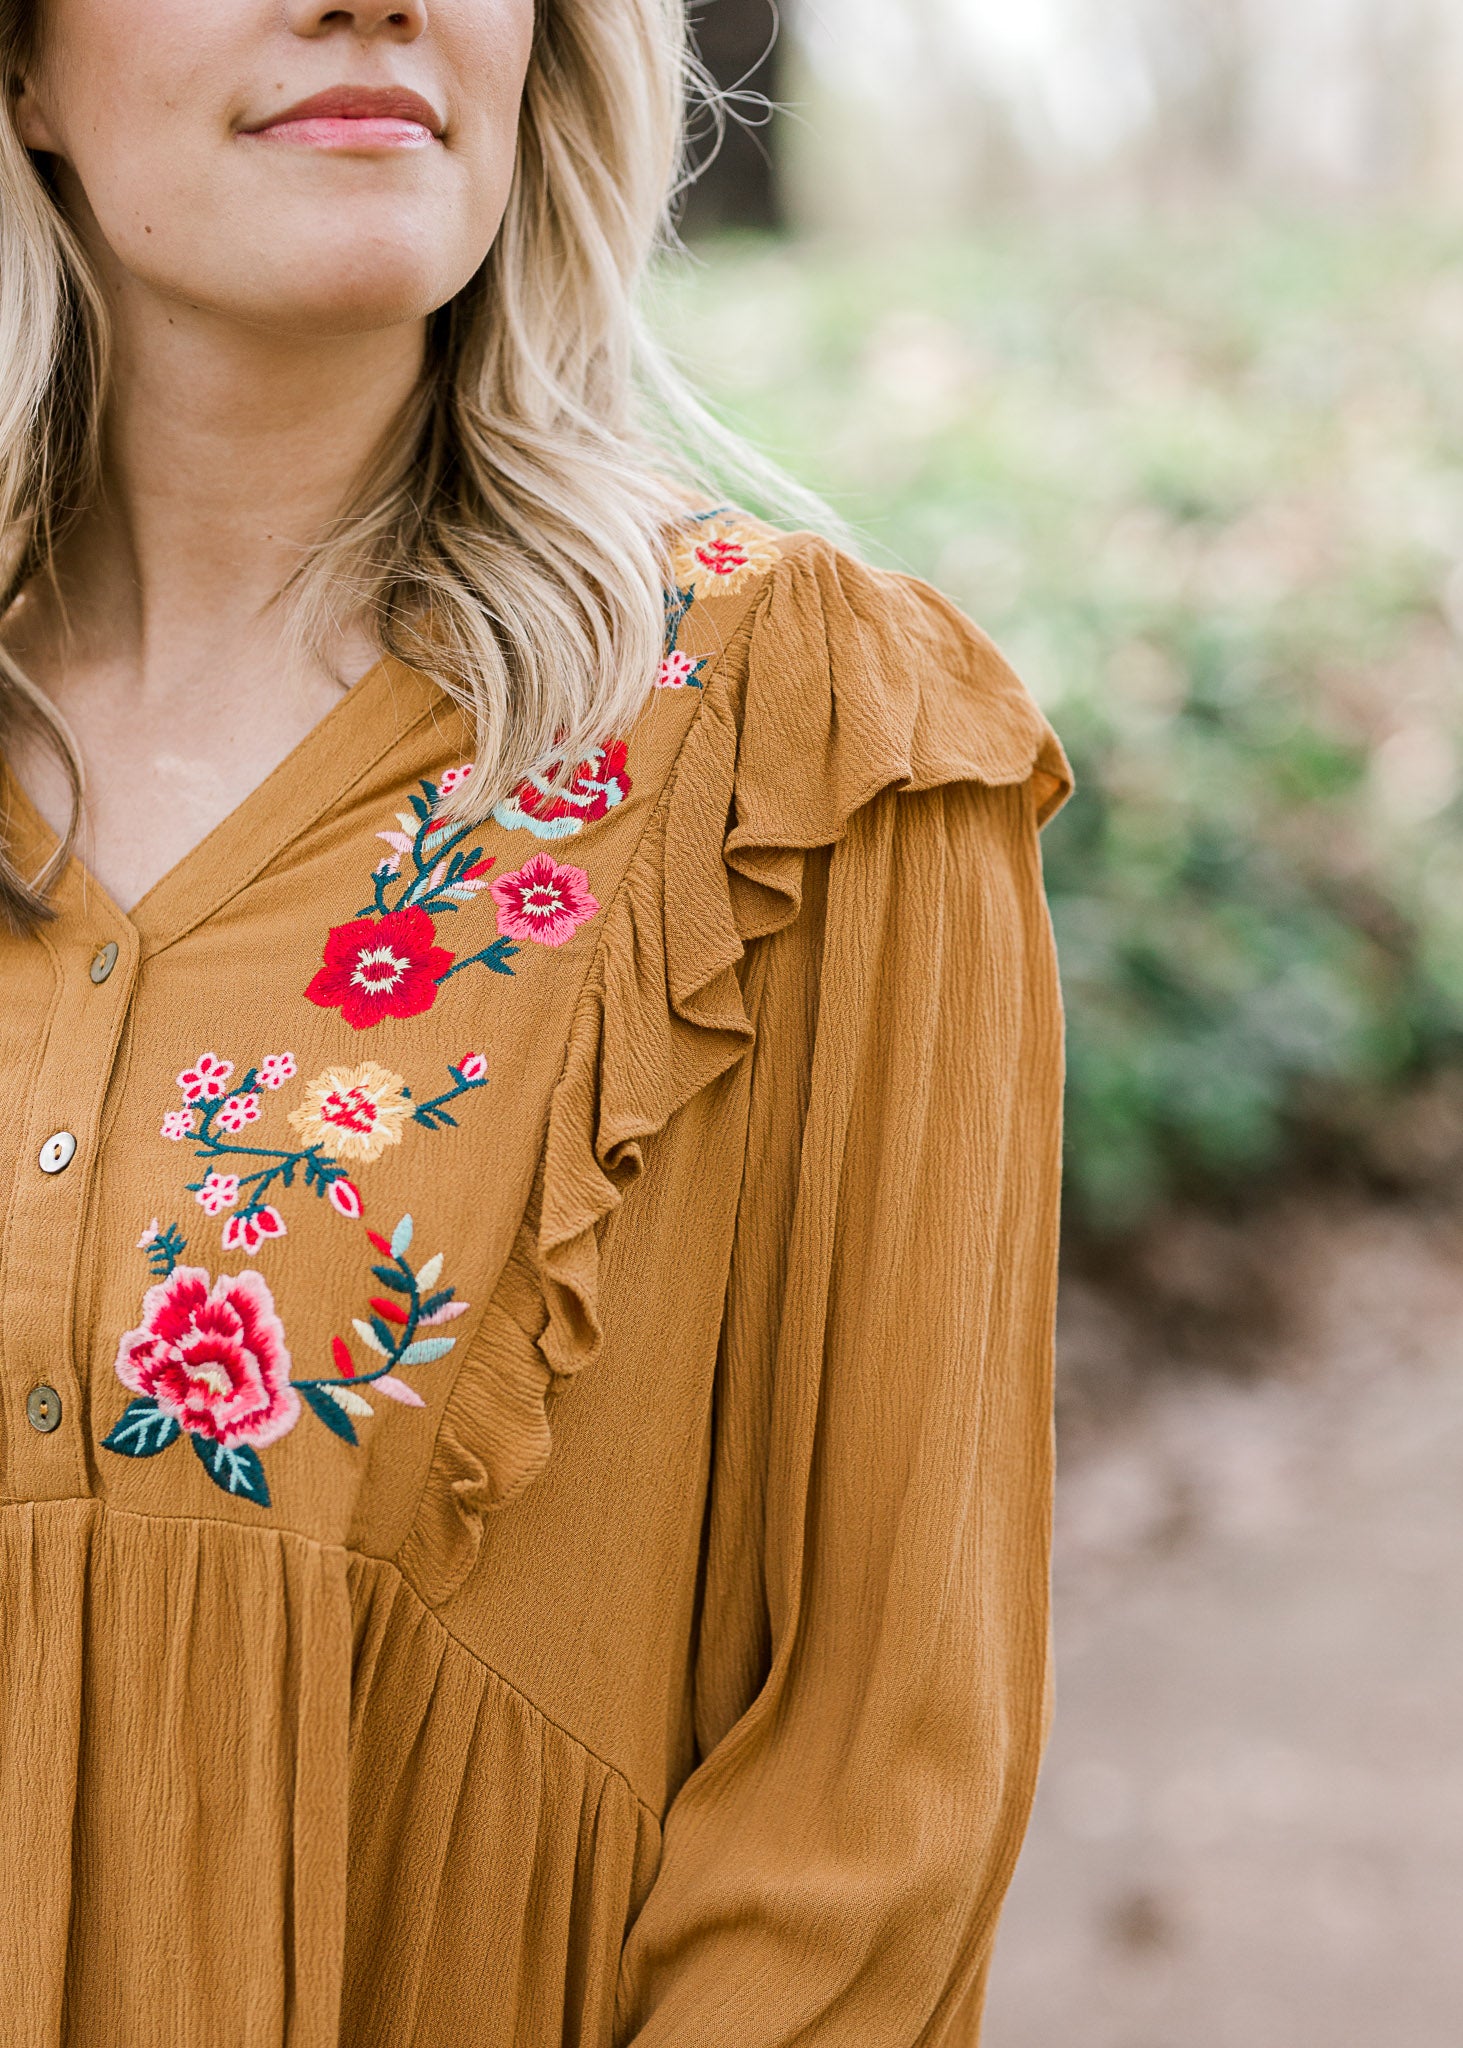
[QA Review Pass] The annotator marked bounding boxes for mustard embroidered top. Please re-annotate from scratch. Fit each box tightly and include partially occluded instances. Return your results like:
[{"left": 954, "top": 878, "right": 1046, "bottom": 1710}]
[{"left": 0, "top": 517, "right": 1072, "bottom": 2048}]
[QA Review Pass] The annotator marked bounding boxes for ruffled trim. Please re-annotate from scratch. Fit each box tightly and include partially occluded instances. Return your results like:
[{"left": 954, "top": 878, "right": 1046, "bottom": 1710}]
[
  {"left": 537, "top": 537, "right": 1071, "bottom": 1377},
  {"left": 406, "top": 533, "right": 1072, "bottom": 1603}
]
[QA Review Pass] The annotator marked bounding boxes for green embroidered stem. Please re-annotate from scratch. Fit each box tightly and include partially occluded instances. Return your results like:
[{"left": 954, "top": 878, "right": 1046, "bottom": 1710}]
[
  {"left": 408, "top": 1062, "right": 490, "bottom": 1130},
  {"left": 436, "top": 937, "right": 518, "bottom": 983},
  {"left": 144, "top": 1224, "right": 187, "bottom": 1278}
]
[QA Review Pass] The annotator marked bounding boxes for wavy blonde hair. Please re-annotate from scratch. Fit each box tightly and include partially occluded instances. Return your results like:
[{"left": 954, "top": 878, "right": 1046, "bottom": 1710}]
[{"left": 0, "top": 0, "right": 829, "bottom": 934}]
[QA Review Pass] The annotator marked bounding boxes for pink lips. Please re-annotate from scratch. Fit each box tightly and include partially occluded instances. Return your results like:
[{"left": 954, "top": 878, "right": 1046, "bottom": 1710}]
[{"left": 240, "top": 85, "right": 442, "bottom": 150}]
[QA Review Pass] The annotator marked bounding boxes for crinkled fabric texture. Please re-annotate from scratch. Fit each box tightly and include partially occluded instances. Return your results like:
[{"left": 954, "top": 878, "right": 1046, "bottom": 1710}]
[{"left": 0, "top": 527, "right": 1071, "bottom": 2047}]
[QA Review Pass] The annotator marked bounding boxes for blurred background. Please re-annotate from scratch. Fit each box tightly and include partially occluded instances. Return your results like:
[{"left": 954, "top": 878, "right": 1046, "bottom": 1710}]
[{"left": 657, "top": 3, "right": 1463, "bottom": 2042}]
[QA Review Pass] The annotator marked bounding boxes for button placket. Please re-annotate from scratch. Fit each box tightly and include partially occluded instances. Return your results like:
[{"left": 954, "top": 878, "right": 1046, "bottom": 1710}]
[{"left": 2, "top": 911, "right": 139, "bottom": 1500}]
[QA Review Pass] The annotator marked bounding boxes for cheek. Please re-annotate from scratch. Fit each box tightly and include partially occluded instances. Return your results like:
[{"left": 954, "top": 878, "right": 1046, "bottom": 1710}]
[{"left": 39, "top": 0, "right": 233, "bottom": 260}]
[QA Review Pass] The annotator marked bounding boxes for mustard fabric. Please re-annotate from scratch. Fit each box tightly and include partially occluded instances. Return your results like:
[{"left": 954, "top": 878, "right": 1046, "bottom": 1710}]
[{"left": 0, "top": 523, "right": 1072, "bottom": 2048}]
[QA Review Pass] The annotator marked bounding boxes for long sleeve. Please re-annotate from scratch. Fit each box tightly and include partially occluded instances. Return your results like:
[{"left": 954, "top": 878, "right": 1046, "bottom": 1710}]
[{"left": 613, "top": 761, "right": 1066, "bottom": 2045}]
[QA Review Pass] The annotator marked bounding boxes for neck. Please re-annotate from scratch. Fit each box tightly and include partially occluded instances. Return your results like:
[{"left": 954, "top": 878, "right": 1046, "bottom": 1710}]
[{"left": 33, "top": 259, "right": 427, "bottom": 696}]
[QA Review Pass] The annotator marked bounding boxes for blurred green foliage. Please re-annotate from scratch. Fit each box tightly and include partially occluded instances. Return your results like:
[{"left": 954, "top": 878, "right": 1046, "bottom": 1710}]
[{"left": 651, "top": 220, "right": 1463, "bottom": 1228}]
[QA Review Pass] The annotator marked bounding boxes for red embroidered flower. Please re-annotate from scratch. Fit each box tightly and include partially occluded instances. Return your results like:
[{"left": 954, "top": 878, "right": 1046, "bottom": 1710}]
[
  {"left": 328, "top": 1178, "right": 364, "bottom": 1219},
  {"left": 438, "top": 762, "right": 475, "bottom": 796},
  {"left": 257, "top": 1053, "right": 296, "bottom": 1091},
  {"left": 305, "top": 907, "right": 454, "bottom": 1030},
  {"left": 458, "top": 1052, "right": 487, "bottom": 1082},
  {"left": 113, "top": 1266, "right": 300, "bottom": 1449},
  {"left": 491, "top": 853, "right": 600, "bottom": 947},
  {"left": 221, "top": 1206, "right": 287, "bottom": 1256},
  {"left": 493, "top": 740, "right": 631, "bottom": 840}
]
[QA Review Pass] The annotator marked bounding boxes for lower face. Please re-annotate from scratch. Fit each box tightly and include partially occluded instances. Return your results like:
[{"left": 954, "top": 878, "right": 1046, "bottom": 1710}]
[{"left": 20, "top": 0, "right": 537, "bottom": 338}]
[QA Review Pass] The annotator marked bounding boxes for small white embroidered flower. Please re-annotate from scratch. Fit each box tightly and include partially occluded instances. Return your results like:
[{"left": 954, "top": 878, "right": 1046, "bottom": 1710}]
[
  {"left": 438, "top": 763, "right": 474, "bottom": 795},
  {"left": 160, "top": 1109, "right": 194, "bottom": 1142},
  {"left": 257, "top": 1053, "right": 297, "bottom": 1091},
  {"left": 656, "top": 651, "right": 701, "bottom": 689},
  {"left": 196, "top": 1172, "right": 241, "bottom": 1215},
  {"left": 136, "top": 1218, "right": 160, "bottom": 1250},
  {"left": 216, "top": 1092, "right": 261, "bottom": 1134},
  {"left": 458, "top": 1052, "right": 487, "bottom": 1082},
  {"left": 177, "top": 1051, "right": 234, "bottom": 1103}
]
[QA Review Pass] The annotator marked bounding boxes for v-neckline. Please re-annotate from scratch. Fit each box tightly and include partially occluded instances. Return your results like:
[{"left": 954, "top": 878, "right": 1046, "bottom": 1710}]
[{"left": 0, "top": 653, "right": 452, "bottom": 955}]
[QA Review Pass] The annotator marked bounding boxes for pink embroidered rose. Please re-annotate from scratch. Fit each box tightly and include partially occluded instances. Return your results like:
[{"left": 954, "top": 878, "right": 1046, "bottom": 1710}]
[
  {"left": 656, "top": 652, "right": 702, "bottom": 689},
  {"left": 328, "top": 1177, "right": 364, "bottom": 1219},
  {"left": 196, "top": 1172, "right": 240, "bottom": 1216},
  {"left": 160, "top": 1110, "right": 194, "bottom": 1142},
  {"left": 458, "top": 1052, "right": 487, "bottom": 1082},
  {"left": 257, "top": 1053, "right": 296, "bottom": 1091},
  {"left": 216, "top": 1092, "right": 260, "bottom": 1134},
  {"left": 177, "top": 1051, "right": 234, "bottom": 1103},
  {"left": 492, "top": 740, "right": 631, "bottom": 840},
  {"left": 304, "top": 906, "right": 454, "bottom": 1030},
  {"left": 113, "top": 1266, "right": 299, "bottom": 1449},
  {"left": 438, "top": 762, "right": 475, "bottom": 796},
  {"left": 221, "top": 1206, "right": 287, "bottom": 1256},
  {"left": 491, "top": 853, "right": 600, "bottom": 948}
]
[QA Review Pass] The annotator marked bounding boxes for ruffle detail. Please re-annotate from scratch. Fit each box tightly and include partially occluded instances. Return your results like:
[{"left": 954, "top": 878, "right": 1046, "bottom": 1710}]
[
  {"left": 406, "top": 534, "right": 1072, "bottom": 1603},
  {"left": 536, "top": 537, "right": 1071, "bottom": 1378}
]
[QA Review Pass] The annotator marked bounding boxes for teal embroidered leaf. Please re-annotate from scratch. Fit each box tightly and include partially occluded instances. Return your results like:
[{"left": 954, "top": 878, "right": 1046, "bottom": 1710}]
[
  {"left": 419, "top": 1288, "right": 456, "bottom": 1319},
  {"left": 397, "top": 1336, "right": 457, "bottom": 1366},
  {"left": 188, "top": 1433, "right": 271, "bottom": 1506},
  {"left": 102, "top": 1397, "right": 181, "bottom": 1458},
  {"left": 369, "top": 1314, "right": 398, "bottom": 1355},
  {"left": 371, "top": 1264, "right": 413, "bottom": 1292},
  {"left": 300, "top": 1381, "right": 358, "bottom": 1445},
  {"left": 390, "top": 1214, "right": 414, "bottom": 1258}
]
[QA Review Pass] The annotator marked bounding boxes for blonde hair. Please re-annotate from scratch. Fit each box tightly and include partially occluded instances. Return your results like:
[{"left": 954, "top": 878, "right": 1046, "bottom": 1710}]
[{"left": 0, "top": 0, "right": 833, "bottom": 934}]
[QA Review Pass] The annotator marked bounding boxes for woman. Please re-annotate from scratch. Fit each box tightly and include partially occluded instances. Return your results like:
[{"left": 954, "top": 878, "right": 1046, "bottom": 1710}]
[{"left": 0, "top": 0, "right": 1071, "bottom": 2041}]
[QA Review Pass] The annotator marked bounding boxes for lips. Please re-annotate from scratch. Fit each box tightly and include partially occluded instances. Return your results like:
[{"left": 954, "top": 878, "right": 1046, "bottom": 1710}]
[{"left": 240, "top": 84, "right": 444, "bottom": 146}]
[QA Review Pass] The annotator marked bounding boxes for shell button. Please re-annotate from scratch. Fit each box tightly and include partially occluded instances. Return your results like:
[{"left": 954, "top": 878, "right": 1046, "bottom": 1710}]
[
  {"left": 38, "top": 1130, "right": 78, "bottom": 1174},
  {"left": 90, "top": 941, "right": 120, "bottom": 984},
  {"left": 26, "top": 1385, "right": 62, "bottom": 1433}
]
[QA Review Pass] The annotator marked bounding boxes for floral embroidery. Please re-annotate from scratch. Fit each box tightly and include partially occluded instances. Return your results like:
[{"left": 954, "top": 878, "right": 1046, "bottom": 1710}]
[
  {"left": 669, "top": 510, "right": 778, "bottom": 601},
  {"left": 196, "top": 1172, "right": 240, "bottom": 1215},
  {"left": 491, "top": 853, "right": 599, "bottom": 948},
  {"left": 163, "top": 1045, "right": 488, "bottom": 1251},
  {"left": 491, "top": 738, "right": 632, "bottom": 841},
  {"left": 287, "top": 1060, "right": 414, "bottom": 1165},
  {"left": 177, "top": 1051, "right": 234, "bottom": 1102},
  {"left": 257, "top": 1052, "right": 297, "bottom": 1090},
  {"left": 656, "top": 650, "right": 704, "bottom": 690},
  {"left": 306, "top": 905, "right": 457, "bottom": 1031},
  {"left": 305, "top": 772, "right": 520, "bottom": 1031},
  {"left": 102, "top": 1212, "right": 467, "bottom": 1507},
  {"left": 222, "top": 1206, "right": 287, "bottom": 1255},
  {"left": 216, "top": 1092, "right": 260, "bottom": 1134},
  {"left": 655, "top": 509, "right": 780, "bottom": 692}
]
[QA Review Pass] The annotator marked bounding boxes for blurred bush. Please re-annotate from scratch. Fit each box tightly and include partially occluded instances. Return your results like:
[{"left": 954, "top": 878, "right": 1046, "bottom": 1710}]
[{"left": 652, "top": 218, "right": 1463, "bottom": 1228}]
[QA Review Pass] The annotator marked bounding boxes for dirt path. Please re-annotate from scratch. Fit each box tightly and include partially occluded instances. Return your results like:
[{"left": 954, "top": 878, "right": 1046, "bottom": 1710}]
[{"left": 984, "top": 1199, "right": 1463, "bottom": 2048}]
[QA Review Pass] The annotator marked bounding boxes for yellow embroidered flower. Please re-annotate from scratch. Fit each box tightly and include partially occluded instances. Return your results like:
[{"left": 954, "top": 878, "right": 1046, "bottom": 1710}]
[
  {"left": 669, "top": 514, "right": 779, "bottom": 600},
  {"left": 287, "top": 1061, "right": 413, "bottom": 1165}
]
